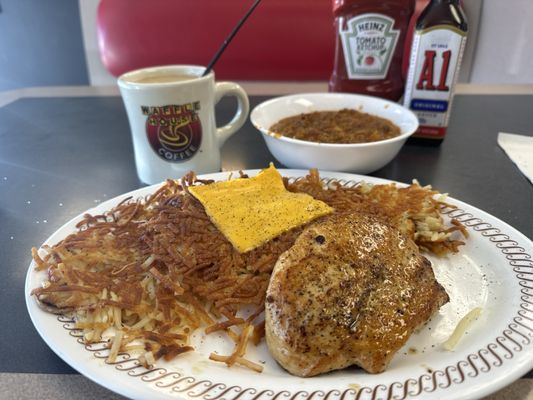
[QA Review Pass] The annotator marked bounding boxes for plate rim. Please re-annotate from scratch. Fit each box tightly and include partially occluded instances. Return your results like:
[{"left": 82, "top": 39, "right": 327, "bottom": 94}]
[{"left": 25, "top": 169, "right": 533, "bottom": 400}]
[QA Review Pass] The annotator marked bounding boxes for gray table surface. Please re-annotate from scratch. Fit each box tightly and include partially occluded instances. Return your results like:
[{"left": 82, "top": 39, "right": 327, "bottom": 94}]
[{"left": 0, "top": 93, "right": 532, "bottom": 399}]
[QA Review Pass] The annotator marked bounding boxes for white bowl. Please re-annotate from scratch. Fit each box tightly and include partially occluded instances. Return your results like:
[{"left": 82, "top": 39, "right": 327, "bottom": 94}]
[{"left": 250, "top": 93, "right": 419, "bottom": 174}]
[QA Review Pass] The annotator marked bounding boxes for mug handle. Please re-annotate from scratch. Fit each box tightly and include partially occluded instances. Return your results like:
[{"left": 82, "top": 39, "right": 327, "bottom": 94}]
[{"left": 214, "top": 82, "right": 250, "bottom": 146}]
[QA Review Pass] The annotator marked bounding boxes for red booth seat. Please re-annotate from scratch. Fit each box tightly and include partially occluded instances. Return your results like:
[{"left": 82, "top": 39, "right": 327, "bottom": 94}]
[{"left": 97, "top": 0, "right": 335, "bottom": 80}]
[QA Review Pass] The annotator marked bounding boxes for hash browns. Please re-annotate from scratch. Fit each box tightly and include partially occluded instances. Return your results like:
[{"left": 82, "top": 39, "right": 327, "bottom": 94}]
[{"left": 31, "top": 170, "right": 466, "bottom": 371}]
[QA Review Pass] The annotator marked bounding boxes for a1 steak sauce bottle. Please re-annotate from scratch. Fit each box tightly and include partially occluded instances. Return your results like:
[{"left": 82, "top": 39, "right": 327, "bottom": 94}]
[{"left": 403, "top": 0, "right": 468, "bottom": 145}]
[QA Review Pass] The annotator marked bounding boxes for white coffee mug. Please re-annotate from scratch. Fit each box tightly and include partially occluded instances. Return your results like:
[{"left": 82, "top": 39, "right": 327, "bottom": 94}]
[{"left": 118, "top": 65, "right": 249, "bottom": 184}]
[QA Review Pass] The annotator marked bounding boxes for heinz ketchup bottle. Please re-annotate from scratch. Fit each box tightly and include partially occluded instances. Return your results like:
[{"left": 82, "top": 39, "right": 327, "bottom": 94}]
[{"left": 328, "top": 0, "right": 416, "bottom": 101}]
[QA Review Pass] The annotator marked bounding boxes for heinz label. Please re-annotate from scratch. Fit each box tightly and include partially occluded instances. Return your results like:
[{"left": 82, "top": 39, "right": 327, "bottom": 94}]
[
  {"left": 142, "top": 102, "right": 202, "bottom": 162},
  {"left": 340, "top": 13, "right": 399, "bottom": 80},
  {"left": 403, "top": 26, "right": 467, "bottom": 139}
]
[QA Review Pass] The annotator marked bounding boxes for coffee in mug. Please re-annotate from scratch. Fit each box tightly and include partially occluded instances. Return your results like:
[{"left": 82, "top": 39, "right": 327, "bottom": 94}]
[
  {"left": 128, "top": 74, "right": 194, "bottom": 84},
  {"left": 118, "top": 65, "right": 249, "bottom": 184}
]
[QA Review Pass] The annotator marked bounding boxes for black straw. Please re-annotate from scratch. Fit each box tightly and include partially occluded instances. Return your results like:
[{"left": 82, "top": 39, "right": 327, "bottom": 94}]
[{"left": 202, "top": 0, "right": 264, "bottom": 77}]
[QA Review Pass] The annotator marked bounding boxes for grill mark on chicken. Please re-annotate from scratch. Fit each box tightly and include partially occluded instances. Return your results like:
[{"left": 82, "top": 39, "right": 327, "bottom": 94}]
[{"left": 265, "top": 212, "right": 449, "bottom": 376}]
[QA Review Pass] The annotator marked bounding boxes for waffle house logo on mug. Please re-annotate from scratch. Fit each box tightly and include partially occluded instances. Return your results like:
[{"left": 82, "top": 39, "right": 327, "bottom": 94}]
[{"left": 142, "top": 102, "right": 202, "bottom": 162}]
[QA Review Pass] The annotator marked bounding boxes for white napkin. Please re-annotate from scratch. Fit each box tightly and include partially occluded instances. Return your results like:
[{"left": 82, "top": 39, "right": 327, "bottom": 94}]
[{"left": 497, "top": 132, "right": 533, "bottom": 184}]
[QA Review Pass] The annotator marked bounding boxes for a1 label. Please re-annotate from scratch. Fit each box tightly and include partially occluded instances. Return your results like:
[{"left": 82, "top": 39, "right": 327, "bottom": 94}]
[
  {"left": 340, "top": 13, "right": 399, "bottom": 80},
  {"left": 403, "top": 27, "right": 467, "bottom": 135}
]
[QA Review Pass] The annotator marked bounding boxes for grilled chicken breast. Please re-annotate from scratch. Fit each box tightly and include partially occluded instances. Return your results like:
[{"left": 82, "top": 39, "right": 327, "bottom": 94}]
[{"left": 265, "top": 212, "right": 449, "bottom": 376}]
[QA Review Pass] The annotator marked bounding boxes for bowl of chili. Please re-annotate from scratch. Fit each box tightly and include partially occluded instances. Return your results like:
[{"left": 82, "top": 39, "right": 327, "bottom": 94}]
[{"left": 250, "top": 93, "right": 418, "bottom": 174}]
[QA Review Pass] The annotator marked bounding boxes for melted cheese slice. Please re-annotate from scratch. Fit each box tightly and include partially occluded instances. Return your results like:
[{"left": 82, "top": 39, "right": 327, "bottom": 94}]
[{"left": 188, "top": 165, "right": 333, "bottom": 253}]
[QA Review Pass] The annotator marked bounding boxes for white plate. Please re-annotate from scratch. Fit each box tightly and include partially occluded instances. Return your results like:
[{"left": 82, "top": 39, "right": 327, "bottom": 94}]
[{"left": 25, "top": 170, "right": 533, "bottom": 400}]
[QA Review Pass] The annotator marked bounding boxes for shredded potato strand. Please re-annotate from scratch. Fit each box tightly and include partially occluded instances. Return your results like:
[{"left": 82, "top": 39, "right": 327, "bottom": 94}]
[{"left": 31, "top": 170, "right": 466, "bottom": 371}]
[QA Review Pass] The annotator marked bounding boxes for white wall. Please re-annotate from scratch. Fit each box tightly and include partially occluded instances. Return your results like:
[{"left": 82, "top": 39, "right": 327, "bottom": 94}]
[
  {"left": 0, "top": 0, "right": 89, "bottom": 91},
  {"left": 79, "top": 0, "right": 113, "bottom": 86},
  {"left": 469, "top": 0, "right": 533, "bottom": 84}
]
